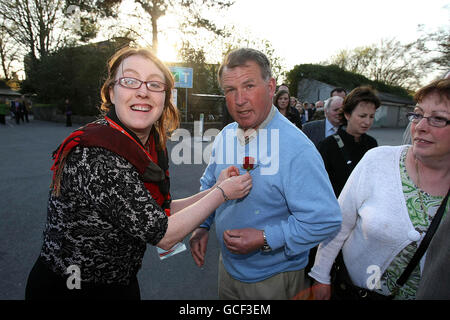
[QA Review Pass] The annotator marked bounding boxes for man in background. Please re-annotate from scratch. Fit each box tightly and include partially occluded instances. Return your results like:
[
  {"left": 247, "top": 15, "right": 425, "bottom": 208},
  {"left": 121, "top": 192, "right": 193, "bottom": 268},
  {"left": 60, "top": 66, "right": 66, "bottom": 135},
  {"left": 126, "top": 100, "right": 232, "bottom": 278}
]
[{"left": 302, "top": 96, "right": 344, "bottom": 147}]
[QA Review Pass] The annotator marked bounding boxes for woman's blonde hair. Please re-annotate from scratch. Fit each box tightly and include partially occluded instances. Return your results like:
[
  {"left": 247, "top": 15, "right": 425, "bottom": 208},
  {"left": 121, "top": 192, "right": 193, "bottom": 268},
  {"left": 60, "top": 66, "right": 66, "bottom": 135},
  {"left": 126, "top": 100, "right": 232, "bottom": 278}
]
[{"left": 100, "top": 46, "right": 179, "bottom": 150}]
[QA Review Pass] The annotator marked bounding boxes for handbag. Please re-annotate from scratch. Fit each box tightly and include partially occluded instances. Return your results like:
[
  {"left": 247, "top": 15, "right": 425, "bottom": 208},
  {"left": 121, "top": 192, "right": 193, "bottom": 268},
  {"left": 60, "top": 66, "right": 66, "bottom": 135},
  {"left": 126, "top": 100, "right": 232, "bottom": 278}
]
[{"left": 331, "top": 189, "right": 449, "bottom": 300}]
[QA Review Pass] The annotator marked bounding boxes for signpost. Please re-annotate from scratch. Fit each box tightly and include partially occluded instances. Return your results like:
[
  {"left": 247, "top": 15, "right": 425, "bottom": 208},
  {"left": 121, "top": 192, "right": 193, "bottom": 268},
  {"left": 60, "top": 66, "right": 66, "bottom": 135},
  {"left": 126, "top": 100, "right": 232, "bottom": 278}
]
[{"left": 169, "top": 67, "right": 193, "bottom": 122}]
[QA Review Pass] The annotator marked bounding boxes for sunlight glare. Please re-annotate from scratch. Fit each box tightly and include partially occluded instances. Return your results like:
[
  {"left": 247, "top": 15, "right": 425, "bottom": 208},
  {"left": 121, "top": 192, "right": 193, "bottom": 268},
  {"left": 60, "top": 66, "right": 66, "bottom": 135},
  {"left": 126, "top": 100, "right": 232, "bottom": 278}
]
[{"left": 156, "top": 39, "right": 179, "bottom": 63}]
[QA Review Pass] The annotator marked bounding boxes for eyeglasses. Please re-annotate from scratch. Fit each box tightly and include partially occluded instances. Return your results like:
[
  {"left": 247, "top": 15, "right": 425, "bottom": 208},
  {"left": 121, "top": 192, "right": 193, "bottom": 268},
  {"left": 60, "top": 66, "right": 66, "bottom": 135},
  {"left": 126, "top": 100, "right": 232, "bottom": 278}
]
[
  {"left": 406, "top": 112, "right": 450, "bottom": 128},
  {"left": 115, "top": 77, "right": 167, "bottom": 92}
]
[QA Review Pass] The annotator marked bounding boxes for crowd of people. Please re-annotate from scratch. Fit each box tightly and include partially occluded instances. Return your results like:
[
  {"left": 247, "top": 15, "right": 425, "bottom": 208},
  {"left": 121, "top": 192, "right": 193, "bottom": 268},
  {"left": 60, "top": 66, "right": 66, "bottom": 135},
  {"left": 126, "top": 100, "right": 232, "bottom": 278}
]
[
  {"left": 0, "top": 95, "right": 31, "bottom": 125},
  {"left": 24, "top": 45, "right": 449, "bottom": 301},
  {"left": 274, "top": 85, "right": 347, "bottom": 128}
]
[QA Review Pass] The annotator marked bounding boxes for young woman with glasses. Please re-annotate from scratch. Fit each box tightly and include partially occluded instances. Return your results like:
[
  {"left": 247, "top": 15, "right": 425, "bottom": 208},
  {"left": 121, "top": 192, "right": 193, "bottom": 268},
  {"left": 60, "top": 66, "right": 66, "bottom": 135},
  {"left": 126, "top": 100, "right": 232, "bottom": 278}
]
[{"left": 25, "top": 47, "right": 252, "bottom": 300}]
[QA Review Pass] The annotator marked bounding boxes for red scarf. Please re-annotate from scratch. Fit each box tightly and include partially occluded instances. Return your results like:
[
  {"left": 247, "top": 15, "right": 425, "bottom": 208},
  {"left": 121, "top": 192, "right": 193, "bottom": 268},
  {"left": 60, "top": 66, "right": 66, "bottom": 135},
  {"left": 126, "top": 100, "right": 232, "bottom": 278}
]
[{"left": 51, "top": 118, "right": 171, "bottom": 216}]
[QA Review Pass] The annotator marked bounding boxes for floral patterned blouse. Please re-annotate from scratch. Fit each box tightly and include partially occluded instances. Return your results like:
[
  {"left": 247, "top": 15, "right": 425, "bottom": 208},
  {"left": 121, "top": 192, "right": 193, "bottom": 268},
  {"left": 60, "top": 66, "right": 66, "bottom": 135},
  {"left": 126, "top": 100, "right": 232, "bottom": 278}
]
[{"left": 375, "top": 146, "right": 446, "bottom": 299}]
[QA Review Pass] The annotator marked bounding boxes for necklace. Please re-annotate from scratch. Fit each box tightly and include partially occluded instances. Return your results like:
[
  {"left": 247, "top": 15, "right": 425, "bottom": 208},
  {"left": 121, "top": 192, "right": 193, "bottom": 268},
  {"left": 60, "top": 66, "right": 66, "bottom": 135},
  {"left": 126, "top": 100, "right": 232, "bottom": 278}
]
[{"left": 415, "top": 157, "right": 427, "bottom": 214}]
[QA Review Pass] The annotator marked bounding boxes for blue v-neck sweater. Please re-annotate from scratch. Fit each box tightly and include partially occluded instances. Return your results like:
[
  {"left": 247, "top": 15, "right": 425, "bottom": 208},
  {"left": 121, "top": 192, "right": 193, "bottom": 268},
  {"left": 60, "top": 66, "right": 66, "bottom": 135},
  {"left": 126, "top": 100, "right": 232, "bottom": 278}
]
[{"left": 200, "top": 109, "right": 342, "bottom": 283}]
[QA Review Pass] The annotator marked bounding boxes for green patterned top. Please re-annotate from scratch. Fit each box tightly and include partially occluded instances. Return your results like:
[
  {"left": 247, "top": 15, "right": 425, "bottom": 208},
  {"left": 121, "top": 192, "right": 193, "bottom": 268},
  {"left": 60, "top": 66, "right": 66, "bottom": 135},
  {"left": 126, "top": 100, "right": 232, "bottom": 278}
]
[{"left": 375, "top": 147, "right": 446, "bottom": 299}]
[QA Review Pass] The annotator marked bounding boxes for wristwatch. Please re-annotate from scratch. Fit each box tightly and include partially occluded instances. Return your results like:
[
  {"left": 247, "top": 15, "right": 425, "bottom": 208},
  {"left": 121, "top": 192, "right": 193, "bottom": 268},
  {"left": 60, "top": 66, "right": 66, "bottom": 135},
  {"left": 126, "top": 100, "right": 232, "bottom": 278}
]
[{"left": 261, "top": 230, "right": 272, "bottom": 253}]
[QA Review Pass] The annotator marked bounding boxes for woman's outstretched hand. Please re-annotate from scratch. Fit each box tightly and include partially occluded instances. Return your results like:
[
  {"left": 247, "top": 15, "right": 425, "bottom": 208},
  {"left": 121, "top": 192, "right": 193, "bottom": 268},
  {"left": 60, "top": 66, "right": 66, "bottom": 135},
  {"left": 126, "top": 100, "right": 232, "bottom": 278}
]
[
  {"left": 219, "top": 172, "right": 252, "bottom": 200},
  {"left": 216, "top": 165, "right": 240, "bottom": 186}
]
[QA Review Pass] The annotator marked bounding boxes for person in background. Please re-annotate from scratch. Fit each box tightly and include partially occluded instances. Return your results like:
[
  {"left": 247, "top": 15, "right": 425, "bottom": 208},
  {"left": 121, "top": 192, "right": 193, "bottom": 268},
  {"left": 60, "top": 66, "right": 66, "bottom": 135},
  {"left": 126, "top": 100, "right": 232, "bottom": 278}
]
[
  {"left": 20, "top": 95, "right": 29, "bottom": 123},
  {"left": 302, "top": 96, "right": 344, "bottom": 148},
  {"left": 308, "top": 102, "right": 316, "bottom": 120},
  {"left": 25, "top": 46, "right": 252, "bottom": 300},
  {"left": 311, "top": 100, "right": 325, "bottom": 121},
  {"left": 277, "top": 83, "right": 289, "bottom": 93},
  {"left": 301, "top": 102, "right": 309, "bottom": 123},
  {"left": 189, "top": 48, "right": 341, "bottom": 300},
  {"left": 315, "top": 100, "right": 324, "bottom": 111},
  {"left": 0, "top": 98, "right": 8, "bottom": 125},
  {"left": 330, "top": 87, "right": 347, "bottom": 98},
  {"left": 274, "top": 89, "right": 302, "bottom": 129},
  {"left": 317, "top": 86, "right": 379, "bottom": 197},
  {"left": 310, "top": 78, "right": 450, "bottom": 300},
  {"left": 290, "top": 96, "right": 298, "bottom": 108},
  {"left": 13, "top": 99, "right": 21, "bottom": 124},
  {"left": 65, "top": 98, "right": 72, "bottom": 127}
]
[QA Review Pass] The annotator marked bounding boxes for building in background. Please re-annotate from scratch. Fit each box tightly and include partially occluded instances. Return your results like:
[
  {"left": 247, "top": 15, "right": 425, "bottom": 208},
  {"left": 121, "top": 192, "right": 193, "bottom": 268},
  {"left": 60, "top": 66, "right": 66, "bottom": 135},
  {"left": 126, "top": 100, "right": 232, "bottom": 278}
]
[{"left": 296, "top": 78, "right": 414, "bottom": 128}]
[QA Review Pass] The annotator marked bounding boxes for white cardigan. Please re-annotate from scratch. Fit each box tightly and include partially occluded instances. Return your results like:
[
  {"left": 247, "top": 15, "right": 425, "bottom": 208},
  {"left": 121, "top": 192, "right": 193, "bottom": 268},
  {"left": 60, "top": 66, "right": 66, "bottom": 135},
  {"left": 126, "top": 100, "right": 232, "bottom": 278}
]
[{"left": 309, "top": 145, "right": 422, "bottom": 288}]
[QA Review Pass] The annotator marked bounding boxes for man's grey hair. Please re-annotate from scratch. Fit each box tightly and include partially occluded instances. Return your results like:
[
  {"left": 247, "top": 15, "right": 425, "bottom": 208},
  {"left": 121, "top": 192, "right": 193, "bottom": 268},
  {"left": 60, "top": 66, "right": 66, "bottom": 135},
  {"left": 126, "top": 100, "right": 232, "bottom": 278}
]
[
  {"left": 217, "top": 48, "right": 272, "bottom": 87},
  {"left": 324, "top": 96, "right": 343, "bottom": 111}
]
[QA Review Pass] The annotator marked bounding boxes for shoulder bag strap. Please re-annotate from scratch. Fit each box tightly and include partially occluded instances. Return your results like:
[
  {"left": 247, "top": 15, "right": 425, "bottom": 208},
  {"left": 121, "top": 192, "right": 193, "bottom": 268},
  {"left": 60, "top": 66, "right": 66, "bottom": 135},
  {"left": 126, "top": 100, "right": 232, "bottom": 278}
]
[
  {"left": 392, "top": 188, "right": 450, "bottom": 294},
  {"left": 332, "top": 134, "right": 353, "bottom": 170}
]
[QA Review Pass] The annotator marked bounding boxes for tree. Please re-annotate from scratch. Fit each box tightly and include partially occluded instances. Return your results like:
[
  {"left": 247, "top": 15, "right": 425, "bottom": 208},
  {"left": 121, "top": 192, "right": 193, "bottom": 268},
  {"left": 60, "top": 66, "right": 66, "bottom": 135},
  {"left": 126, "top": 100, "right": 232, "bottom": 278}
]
[
  {"left": 135, "top": 0, "right": 234, "bottom": 54},
  {"left": 326, "top": 38, "right": 425, "bottom": 90},
  {"left": 26, "top": 38, "right": 131, "bottom": 115},
  {"left": 0, "top": 0, "right": 67, "bottom": 62},
  {"left": 0, "top": 19, "right": 21, "bottom": 80},
  {"left": 181, "top": 25, "right": 287, "bottom": 84},
  {"left": 286, "top": 64, "right": 411, "bottom": 101},
  {"left": 177, "top": 41, "right": 221, "bottom": 94},
  {"left": 222, "top": 31, "right": 287, "bottom": 84},
  {"left": 414, "top": 26, "right": 450, "bottom": 73},
  {"left": 64, "top": 0, "right": 122, "bottom": 43}
]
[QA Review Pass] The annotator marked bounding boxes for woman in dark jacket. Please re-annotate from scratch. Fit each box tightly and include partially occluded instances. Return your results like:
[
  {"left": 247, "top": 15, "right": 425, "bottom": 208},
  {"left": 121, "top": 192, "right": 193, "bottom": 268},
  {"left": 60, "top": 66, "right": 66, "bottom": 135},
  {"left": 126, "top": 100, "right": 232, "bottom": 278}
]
[{"left": 318, "top": 86, "right": 380, "bottom": 197}]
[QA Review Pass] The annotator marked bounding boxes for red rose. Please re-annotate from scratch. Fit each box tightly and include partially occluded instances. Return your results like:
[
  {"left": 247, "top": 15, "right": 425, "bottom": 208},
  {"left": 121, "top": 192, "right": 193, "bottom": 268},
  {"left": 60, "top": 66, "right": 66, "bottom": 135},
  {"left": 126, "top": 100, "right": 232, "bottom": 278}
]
[{"left": 242, "top": 156, "right": 255, "bottom": 171}]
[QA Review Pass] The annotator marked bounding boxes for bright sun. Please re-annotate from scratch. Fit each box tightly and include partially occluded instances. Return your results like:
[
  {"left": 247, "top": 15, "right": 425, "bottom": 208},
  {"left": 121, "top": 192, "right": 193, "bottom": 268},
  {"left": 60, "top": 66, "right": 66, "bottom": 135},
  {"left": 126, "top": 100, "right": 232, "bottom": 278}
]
[{"left": 156, "top": 38, "right": 179, "bottom": 63}]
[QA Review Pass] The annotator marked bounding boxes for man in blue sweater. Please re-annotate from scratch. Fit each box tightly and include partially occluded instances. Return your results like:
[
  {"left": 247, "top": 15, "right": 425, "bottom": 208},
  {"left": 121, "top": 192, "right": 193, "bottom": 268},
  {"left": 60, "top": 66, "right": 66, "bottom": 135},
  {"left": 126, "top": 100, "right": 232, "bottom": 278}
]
[{"left": 189, "top": 48, "right": 342, "bottom": 299}]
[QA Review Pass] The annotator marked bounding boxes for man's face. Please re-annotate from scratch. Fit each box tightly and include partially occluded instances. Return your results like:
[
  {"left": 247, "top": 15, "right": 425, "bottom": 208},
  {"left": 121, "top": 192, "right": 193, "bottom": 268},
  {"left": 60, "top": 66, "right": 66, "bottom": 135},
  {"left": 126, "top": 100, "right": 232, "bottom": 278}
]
[
  {"left": 332, "top": 90, "right": 346, "bottom": 98},
  {"left": 221, "top": 61, "right": 275, "bottom": 130},
  {"left": 325, "top": 97, "right": 343, "bottom": 127}
]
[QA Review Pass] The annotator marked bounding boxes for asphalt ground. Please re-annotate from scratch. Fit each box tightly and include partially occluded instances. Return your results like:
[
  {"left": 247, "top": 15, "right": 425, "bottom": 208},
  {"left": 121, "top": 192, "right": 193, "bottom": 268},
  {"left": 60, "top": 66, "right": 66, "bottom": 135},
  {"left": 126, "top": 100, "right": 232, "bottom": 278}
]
[{"left": 0, "top": 115, "right": 406, "bottom": 300}]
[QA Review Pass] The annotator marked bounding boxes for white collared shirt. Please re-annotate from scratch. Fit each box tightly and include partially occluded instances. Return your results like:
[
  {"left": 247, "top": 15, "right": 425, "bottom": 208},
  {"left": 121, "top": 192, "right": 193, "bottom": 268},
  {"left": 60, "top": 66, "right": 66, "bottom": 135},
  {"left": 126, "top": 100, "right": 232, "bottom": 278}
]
[
  {"left": 325, "top": 118, "right": 338, "bottom": 138},
  {"left": 236, "top": 105, "right": 277, "bottom": 146}
]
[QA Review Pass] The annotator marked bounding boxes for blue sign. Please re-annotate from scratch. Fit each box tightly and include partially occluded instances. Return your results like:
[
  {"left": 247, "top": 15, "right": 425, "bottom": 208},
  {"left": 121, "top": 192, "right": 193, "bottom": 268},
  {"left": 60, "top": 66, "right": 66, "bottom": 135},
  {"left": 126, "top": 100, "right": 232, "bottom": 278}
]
[{"left": 169, "top": 67, "right": 193, "bottom": 89}]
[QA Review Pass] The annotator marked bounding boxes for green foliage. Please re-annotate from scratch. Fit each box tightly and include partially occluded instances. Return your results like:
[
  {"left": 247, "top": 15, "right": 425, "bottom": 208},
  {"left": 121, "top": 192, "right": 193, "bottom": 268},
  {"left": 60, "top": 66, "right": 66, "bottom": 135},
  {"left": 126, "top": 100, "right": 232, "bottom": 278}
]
[
  {"left": 22, "top": 38, "right": 131, "bottom": 116},
  {"left": 414, "top": 26, "right": 450, "bottom": 72},
  {"left": 286, "top": 64, "right": 412, "bottom": 99},
  {"left": 0, "top": 79, "right": 10, "bottom": 89},
  {"left": 33, "top": 104, "right": 58, "bottom": 108},
  {"left": 176, "top": 42, "right": 221, "bottom": 95}
]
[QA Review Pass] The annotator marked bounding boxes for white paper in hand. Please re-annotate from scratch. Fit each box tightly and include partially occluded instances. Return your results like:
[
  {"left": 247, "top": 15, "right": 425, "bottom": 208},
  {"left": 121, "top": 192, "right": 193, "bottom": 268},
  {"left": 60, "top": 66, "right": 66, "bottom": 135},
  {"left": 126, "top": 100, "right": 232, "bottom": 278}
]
[{"left": 157, "top": 242, "right": 187, "bottom": 260}]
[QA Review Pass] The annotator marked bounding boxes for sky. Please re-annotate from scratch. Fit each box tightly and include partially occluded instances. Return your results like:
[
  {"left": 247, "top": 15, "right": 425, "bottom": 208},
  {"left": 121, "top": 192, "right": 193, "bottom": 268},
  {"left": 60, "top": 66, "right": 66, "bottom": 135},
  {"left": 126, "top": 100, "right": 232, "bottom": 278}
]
[{"left": 155, "top": 0, "right": 449, "bottom": 72}]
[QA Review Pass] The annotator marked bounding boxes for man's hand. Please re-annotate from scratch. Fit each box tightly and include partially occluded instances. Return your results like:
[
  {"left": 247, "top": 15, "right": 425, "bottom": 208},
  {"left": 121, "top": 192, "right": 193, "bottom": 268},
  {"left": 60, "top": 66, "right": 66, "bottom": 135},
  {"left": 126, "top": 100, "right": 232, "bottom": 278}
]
[
  {"left": 223, "top": 228, "right": 264, "bottom": 255},
  {"left": 189, "top": 228, "right": 209, "bottom": 267}
]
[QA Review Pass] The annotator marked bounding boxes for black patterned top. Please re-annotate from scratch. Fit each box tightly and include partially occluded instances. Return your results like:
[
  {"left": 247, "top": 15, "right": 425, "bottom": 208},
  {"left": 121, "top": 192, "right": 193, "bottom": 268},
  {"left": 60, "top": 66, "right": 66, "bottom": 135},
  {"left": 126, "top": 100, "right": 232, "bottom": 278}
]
[{"left": 40, "top": 143, "right": 169, "bottom": 285}]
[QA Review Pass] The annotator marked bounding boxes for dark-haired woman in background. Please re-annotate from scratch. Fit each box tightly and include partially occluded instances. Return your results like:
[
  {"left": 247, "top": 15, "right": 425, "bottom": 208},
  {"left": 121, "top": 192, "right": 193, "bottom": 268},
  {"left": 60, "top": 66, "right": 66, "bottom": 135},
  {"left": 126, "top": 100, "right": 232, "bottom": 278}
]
[{"left": 317, "top": 86, "right": 380, "bottom": 197}]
